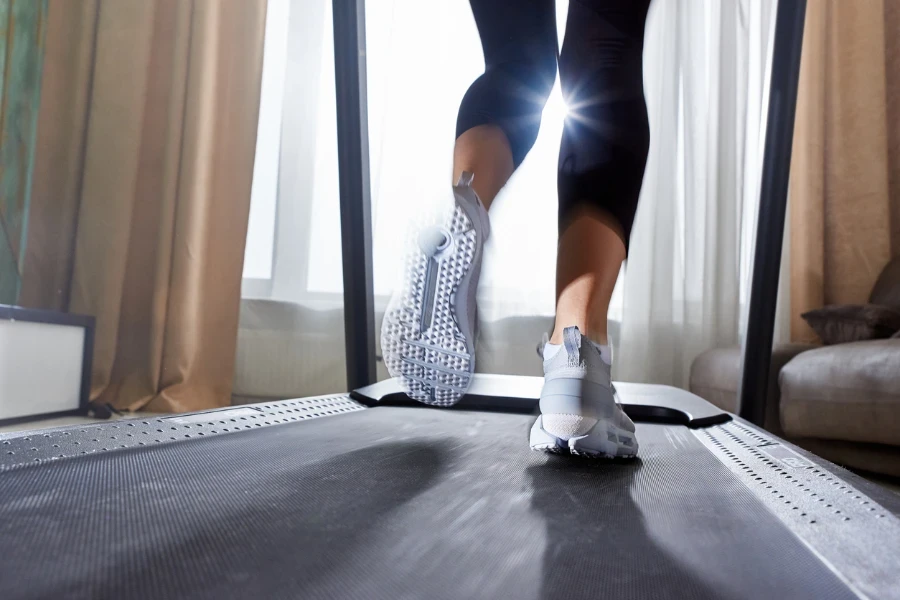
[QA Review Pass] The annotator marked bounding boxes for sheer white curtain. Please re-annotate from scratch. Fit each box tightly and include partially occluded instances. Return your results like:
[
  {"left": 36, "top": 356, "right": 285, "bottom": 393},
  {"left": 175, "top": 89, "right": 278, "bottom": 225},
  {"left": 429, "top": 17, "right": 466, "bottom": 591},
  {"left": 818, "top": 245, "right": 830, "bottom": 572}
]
[
  {"left": 239, "top": 0, "right": 786, "bottom": 398},
  {"left": 617, "top": 0, "right": 785, "bottom": 386}
]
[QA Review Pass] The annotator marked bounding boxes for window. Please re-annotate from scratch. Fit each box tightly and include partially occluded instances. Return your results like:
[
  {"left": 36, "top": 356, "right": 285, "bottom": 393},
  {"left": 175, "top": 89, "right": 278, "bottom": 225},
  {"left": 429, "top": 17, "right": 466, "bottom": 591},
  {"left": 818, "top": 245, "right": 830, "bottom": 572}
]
[{"left": 244, "top": 0, "right": 625, "bottom": 322}]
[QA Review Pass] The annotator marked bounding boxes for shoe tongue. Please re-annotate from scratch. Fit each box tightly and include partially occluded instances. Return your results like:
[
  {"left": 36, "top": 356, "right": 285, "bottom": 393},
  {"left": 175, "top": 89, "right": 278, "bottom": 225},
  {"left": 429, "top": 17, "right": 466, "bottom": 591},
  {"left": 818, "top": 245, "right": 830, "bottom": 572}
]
[
  {"left": 535, "top": 332, "right": 550, "bottom": 359},
  {"left": 563, "top": 326, "right": 582, "bottom": 357}
]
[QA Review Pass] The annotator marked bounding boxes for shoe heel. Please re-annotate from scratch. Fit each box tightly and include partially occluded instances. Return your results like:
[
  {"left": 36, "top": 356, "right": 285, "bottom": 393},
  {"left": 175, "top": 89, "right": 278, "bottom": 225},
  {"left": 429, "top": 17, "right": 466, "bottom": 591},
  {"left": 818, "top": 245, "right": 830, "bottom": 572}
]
[
  {"left": 529, "top": 416, "right": 567, "bottom": 453},
  {"left": 541, "top": 414, "right": 598, "bottom": 440}
]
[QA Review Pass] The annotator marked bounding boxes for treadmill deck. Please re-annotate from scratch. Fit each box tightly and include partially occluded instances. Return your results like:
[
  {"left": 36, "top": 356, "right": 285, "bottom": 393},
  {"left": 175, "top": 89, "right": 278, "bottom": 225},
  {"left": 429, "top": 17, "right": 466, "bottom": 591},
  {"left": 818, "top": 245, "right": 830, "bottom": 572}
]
[{"left": 2, "top": 396, "right": 899, "bottom": 599}]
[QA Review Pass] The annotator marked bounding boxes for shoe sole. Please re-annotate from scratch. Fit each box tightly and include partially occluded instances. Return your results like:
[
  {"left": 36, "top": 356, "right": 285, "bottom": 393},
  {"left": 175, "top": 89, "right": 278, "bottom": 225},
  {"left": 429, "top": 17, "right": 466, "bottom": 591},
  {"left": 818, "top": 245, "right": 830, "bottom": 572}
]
[
  {"left": 529, "top": 415, "right": 638, "bottom": 459},
  {"left": 381, "top": 193, "right": 483, "bottom": 406}
]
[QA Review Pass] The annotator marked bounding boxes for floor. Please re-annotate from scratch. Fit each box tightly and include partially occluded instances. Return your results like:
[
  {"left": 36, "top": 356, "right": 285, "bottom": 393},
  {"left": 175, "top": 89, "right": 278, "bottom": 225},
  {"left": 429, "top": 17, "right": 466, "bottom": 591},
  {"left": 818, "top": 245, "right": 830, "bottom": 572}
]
[
  {"left": 0, "top": 413, "right": 157, "bottom": 438},
  {"left": 860, "top": 472, "right": 900, "bottom": 495},
  {"left": 2, "top": 413, "right": 899, "bottom": 497}
]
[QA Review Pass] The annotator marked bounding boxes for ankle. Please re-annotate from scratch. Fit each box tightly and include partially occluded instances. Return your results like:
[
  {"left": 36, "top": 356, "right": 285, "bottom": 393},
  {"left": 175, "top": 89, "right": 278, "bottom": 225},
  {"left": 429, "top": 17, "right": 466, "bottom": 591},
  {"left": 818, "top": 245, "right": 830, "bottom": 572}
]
[
  {"left": 544, "top": 326, "right": 613, "bottom": 366},
  {"left": 549, "top": 324, "right": 608, "bottom": 346}
]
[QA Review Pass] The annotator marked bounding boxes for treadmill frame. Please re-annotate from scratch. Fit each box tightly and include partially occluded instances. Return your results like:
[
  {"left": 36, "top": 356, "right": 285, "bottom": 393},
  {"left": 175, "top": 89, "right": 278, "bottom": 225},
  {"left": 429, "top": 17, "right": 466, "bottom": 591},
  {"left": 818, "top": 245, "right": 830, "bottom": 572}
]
[{"left": 332, "top": 0, "right": 808, "bottom": 426}]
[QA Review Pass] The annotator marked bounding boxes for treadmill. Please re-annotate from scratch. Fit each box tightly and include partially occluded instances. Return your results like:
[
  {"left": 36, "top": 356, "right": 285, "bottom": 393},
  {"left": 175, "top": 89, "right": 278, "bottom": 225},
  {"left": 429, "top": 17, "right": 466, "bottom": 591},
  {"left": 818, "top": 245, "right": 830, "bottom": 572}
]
[{"left": 2, "top": 1, "right": 899, "bottom": 598}]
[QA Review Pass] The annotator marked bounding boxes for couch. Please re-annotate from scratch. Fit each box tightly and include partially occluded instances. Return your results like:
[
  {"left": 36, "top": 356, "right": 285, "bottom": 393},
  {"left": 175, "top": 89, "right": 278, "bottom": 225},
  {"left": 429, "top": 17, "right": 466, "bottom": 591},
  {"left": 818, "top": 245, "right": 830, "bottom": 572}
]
[{"left": 690, "top": 257, "right": 900, "bottom": 478}]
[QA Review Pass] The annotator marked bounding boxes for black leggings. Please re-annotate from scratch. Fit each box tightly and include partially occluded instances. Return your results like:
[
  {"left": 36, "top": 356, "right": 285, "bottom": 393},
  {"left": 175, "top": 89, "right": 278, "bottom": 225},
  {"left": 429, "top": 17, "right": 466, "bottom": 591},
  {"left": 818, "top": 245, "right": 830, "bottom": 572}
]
[{"left": 456, "top": 0, "right": 652, "bottom": 248}]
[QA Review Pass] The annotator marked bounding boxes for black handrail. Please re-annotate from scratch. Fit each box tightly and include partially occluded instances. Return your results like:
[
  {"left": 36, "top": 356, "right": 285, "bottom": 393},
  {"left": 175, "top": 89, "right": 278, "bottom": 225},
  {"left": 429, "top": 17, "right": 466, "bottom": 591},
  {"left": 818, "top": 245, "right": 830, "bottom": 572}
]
[
  {"left": 333, "top": 0, "right": 377, "bottom": 390},
  {"left": 738, "top": 0, "right": 807, "bottom": 425}
]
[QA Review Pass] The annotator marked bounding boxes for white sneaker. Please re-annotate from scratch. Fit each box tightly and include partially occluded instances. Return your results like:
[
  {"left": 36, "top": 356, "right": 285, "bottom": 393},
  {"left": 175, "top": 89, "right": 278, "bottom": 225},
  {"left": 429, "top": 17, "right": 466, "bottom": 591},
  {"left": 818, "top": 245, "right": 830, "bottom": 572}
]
[
  {"left": 530, "top": 326, "right": 639, "bottom": 458},
  {"left": 380, "top": 173, "right": 490, "bottom": 406}
]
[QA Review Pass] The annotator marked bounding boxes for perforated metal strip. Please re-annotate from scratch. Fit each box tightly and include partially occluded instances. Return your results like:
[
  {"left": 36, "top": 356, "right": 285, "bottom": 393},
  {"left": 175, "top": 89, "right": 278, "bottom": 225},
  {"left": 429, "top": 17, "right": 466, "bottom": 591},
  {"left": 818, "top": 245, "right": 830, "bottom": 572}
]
[
  {"left": 0, "top": 395, "right": 365, "bottom": 471},
  {"left": 696, "top": 421, "right": 900, "bottom": 600}
]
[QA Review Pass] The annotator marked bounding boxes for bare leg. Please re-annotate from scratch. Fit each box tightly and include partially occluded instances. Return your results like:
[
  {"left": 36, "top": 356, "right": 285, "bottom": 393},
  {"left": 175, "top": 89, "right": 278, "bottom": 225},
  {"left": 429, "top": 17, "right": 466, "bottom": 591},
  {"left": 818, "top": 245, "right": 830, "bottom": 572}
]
[
  {"left": 382, "top": 1, "right": 553, "bottom": 407},
  {"left": 532, "top": 0, "right": 649, "bottom": 457},
  {"left": 452, "top": 125, "right": 514, "bottom": 211},
  {"left": 533, "top": 205, "right": 638, "bottom": 456},
  {"left": 454, "top": 125, "right": 628, "bottom": 347},
  {"left": 550, "top": 208, "right": 626, "bottom": 346},
  {"left": 549, "top": 0, "right": 651, "bottom": 349}
]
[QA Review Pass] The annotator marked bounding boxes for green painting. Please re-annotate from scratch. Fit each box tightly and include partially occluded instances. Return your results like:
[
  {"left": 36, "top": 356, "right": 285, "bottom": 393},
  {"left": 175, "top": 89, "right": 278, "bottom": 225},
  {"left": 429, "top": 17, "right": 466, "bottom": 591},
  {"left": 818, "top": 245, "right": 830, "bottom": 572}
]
[{"left": 0, "top": 0, "right": 47, "bottom": 305}]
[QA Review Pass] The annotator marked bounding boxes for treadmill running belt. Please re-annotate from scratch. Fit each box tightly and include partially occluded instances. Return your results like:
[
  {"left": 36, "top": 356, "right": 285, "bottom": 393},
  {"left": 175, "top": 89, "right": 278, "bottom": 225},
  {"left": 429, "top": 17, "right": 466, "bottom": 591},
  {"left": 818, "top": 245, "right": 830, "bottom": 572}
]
[{"left": 0, "top": 406, "right": 865, "bottom": 599}]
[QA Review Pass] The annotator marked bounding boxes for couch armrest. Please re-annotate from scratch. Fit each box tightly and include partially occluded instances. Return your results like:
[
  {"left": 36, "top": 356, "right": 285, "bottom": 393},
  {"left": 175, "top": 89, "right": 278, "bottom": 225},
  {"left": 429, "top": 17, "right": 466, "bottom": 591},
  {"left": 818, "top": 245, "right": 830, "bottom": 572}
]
[{"left": 690, "top": 343, "right": 815, "bottom": 434}]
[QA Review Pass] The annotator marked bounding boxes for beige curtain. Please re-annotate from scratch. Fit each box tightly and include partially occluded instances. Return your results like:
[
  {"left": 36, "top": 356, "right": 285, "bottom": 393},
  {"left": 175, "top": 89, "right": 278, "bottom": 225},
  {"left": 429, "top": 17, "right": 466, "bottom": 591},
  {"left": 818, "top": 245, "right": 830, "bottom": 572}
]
[
  {"left": 20, "top": 0, "right": 267, "bottom": 412},
  {"left": 790, "top": 0, "right": 900, "bottom": 342}
]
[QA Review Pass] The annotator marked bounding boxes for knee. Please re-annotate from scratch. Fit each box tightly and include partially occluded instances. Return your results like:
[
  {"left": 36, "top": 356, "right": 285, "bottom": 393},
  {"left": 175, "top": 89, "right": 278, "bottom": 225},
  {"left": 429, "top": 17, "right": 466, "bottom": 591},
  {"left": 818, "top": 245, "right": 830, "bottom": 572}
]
[
  {"left": 556, "top": 94, "right": 649, "bottom": 251},
  {"left": 502, "top": 53, "right": 558, "bottom": 105},
  {"left": 458, "top": 50, "right": 557, "bottom": 167},
  {"left": 491, "top": 55, "right": 557, "bottom": 164}
]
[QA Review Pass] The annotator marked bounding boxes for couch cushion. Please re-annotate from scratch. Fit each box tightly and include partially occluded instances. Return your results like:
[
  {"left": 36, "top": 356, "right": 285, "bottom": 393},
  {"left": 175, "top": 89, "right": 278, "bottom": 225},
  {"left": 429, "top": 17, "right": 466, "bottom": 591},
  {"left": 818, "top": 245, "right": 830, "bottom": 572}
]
[
  {"left": 689, "top": 344, "right": 814, "bottom": 433},
  {"left": 780, "top": 339, "right": 900, "bottom": 446},
  {"left": 801, "top": 304, "right": 900, "bottom": 345},
  {"left": 689, "top": 347, "right": 742, "bottom": 412},
  {"left": 869, "top": 254, "right": 900, "bottom": 308},
  {"left": 234, "top": 299, "right": 354, "bottom": 399},
  {"left": 234, "top": 299, "right": 554, "bottom": 400}
]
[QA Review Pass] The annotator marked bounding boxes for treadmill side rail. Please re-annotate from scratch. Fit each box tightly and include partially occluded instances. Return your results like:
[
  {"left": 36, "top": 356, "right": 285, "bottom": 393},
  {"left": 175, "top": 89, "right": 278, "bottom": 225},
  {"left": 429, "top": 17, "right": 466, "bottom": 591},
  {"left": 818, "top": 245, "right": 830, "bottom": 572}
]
[{"left": 352, "top": 374, "right": 731, "bottom": 428}]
